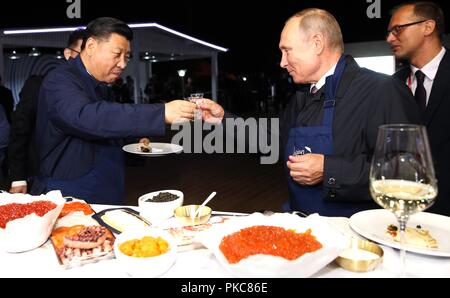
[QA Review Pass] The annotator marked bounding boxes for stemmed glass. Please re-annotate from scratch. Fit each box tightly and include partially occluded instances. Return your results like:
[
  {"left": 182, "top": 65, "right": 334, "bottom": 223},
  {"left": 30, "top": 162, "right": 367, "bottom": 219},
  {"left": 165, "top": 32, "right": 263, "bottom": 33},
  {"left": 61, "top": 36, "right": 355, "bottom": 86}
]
[{"left": 369, "top": 124, "right": 438, "bottom": 276}]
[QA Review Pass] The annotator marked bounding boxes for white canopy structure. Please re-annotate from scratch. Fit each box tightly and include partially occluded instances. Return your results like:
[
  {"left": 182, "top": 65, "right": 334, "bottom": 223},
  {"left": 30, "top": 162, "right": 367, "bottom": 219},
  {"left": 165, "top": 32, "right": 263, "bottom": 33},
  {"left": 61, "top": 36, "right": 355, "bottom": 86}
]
[{"left": 0, "top": 22, "right": 228, "bottom": 102}]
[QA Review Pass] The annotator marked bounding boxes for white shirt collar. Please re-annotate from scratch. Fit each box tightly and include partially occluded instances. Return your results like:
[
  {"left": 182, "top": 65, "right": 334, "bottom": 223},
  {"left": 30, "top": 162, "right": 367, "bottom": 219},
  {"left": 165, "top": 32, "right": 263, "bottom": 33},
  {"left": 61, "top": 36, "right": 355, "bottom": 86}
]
[
  {"left": 310, "top": 63, "right": 337, "bottom": 92},
  {"left": 410, "top": 47, "right": 446, "bottom": 80}
]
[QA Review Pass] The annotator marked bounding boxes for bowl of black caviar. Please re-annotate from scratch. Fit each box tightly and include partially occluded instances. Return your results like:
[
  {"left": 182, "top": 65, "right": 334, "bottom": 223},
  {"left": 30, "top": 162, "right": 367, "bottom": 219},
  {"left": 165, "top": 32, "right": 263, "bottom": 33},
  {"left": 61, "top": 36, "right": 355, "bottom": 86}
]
[{"left": 138, "top": 190, "right": 184, "bottom": 221}]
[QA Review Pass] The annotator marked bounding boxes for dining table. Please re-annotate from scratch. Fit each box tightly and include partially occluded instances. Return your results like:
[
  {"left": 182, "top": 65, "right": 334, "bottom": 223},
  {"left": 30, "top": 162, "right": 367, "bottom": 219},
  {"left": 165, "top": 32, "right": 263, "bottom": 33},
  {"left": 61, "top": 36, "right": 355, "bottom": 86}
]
[{"left": 1, "top": 204, "right": 449, "bottom": 278}]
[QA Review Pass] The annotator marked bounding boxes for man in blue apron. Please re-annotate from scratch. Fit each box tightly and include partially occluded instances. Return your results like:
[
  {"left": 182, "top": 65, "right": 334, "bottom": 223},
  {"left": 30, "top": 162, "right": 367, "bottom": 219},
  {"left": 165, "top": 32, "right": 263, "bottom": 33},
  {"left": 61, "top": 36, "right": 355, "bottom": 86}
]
[
  {"left": 34, "top": 17, "right": 197, "bottom": 204},
  {"left": 280, "top": 9, "right": 422, "bottom": 216},
  {"left": 197, "top": 9, "right": 422, "bottom": 217}
]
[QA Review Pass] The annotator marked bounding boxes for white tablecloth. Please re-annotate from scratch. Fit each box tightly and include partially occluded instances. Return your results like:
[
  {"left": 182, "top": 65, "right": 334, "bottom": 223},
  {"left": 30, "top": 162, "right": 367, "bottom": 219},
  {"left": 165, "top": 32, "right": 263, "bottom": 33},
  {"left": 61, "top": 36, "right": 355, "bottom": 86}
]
[{"left": 1, "top": 205, "right": 449, "bottom": 278}]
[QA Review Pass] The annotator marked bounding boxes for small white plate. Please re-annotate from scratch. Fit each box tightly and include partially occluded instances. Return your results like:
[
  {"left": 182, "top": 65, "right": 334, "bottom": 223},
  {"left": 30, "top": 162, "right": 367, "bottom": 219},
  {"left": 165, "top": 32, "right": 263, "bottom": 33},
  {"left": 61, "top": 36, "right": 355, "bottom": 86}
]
[
  {"left": 122, "top": 143, "right": 183, "bottom": 157},
  {"left": 349, "top": 209, "right": 450, "bottom": 257}
]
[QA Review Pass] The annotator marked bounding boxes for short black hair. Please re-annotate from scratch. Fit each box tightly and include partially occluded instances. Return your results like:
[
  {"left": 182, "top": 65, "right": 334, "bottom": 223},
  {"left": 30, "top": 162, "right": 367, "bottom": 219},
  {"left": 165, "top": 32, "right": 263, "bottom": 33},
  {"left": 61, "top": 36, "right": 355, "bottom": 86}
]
[
  {"left": 66, "top": 28, "right": 85, "bottom": 48},
  {"left": 392, "top": 1, "right": 445, "bottom": 40},
  {"left": 81, "top": 17, "right": 133, "bottom": 50}
]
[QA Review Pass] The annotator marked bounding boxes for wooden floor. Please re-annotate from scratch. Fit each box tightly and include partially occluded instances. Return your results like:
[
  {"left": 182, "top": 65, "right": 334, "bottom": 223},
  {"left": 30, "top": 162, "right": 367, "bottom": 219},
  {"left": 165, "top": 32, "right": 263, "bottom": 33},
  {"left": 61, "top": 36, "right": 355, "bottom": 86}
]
[
  {"left": 124, "top": 152, "right": 288, "bottom": 213},
  {"left": 0, "top": 120, "right": 289, "bottom": 213},
  {"left": 1, "top": 153, "right": 288, "bottom": 212}
]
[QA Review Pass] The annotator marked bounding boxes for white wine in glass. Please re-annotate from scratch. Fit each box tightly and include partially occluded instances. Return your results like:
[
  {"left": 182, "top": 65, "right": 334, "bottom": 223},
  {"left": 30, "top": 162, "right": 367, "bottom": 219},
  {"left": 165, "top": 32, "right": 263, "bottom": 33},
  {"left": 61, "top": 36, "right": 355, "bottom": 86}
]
[{"left": 369, "top": 124, "right": 437, "bottom": 276}]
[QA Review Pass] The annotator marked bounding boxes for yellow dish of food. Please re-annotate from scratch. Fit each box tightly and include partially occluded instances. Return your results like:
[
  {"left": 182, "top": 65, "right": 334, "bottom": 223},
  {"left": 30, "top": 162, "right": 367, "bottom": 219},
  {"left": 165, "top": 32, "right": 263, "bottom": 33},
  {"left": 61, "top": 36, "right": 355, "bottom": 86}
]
[{"left": 119, "top": 236, "right": 169, "bottom": 258}]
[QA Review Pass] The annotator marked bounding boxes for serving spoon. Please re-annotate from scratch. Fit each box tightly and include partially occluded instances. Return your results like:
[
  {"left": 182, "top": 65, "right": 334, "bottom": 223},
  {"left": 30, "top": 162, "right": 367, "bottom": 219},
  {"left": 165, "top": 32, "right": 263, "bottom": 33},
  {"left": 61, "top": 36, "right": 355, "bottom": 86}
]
[{"left": 192, "top": 191, "right": 216, "bottom": 218}]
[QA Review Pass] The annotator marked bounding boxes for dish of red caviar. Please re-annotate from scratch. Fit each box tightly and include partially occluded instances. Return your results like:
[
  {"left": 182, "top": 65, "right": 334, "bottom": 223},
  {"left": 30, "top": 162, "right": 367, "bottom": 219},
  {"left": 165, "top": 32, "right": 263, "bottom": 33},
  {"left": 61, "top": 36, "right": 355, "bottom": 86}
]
[
  {"left": 199, "top": 212, "right": 347, "bottom": 277},
  {"left": 219, "top": 226, "right": 323, "bottom": 264},
  {"left": 0, "top": 191, "right": 65, "bottom": 252}
]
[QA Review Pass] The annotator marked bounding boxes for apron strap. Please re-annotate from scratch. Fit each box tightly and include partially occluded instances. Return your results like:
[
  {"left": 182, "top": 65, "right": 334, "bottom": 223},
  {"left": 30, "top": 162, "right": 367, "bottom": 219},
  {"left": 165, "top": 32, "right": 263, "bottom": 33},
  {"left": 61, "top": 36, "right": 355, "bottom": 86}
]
[
  {"left": 322, "top": 99, "right": 336, "bottom": 126},
  {"left": 322, "top": 55, "right": 347, "bottom": 127}
]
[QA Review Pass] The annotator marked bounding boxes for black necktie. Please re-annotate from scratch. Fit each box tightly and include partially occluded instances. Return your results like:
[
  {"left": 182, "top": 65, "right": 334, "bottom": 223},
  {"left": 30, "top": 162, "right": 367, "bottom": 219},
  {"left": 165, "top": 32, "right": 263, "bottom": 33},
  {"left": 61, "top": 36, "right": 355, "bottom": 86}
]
[{"left": 415, "top": 70, "right": 427, "bottom": 110}]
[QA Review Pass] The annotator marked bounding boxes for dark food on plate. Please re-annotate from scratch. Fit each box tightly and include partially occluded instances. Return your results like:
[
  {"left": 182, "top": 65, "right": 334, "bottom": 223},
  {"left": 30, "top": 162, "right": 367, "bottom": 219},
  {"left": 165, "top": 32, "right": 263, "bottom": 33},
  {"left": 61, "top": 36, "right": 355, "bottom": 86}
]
[
  {"left": 51, "top": 225, "right": 115, "bottom": 265},
  {"left": 0, "top": 201, "right": 57, "bottom": 228},
  {"left": 64, "top": 225, "right": 108, "bottom": 249},
  {"left": 145, "top": 192, "right": 179, "bottom": 203},
  {"left": 140, "top": 142, "right": 151, "bottom": 153},
  {"left": 219, "top": 226, "right": 322, "bottom": 264}
]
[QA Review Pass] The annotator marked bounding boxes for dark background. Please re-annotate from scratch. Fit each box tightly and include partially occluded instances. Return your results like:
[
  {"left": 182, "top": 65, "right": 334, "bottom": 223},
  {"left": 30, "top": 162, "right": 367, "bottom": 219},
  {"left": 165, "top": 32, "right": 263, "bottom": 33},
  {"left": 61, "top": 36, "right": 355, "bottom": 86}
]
[{"left": 1, "top": 0, "right": 449, "bottom": 74}]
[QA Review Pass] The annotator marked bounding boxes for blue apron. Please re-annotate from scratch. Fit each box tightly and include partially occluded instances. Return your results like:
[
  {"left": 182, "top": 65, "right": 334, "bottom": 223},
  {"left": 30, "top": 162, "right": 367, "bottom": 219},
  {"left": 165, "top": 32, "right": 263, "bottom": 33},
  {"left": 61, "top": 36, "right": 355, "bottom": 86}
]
[
  {"left": 285, "top": 56, "right": 365, "bottom": 216},
  {"left": 45, "top": 141, "right": 125, "bottom": 205}
]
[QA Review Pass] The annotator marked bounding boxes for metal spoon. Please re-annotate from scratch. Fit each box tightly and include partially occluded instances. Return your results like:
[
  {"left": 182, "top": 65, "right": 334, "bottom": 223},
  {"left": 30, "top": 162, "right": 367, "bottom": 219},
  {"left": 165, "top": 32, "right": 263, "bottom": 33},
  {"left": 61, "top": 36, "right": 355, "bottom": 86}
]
[{"left": 192, "top": 191, "right": 216, "bottom": 218}]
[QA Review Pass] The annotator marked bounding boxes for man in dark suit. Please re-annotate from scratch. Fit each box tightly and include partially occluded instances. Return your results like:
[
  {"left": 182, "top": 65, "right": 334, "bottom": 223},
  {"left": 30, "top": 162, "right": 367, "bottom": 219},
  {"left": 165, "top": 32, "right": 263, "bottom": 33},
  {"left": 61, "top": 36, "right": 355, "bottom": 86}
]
[
  {"left": 34, "top": 17, "right": 196, "bottom": 204},
  {"left": 0, "top": 76, "right": 14, "bottom": 125},
  {"left": 8, "top": 29, "right": 85, "bottom": 195},
  {"left": 199, "top": 8, "right": 422, "bottom": 217},
  {"left": 0, "top": 106, "right": 9, "bottom": 189},
  {"left": 387, "top": 2, "right": 449, "bottom": 216}
]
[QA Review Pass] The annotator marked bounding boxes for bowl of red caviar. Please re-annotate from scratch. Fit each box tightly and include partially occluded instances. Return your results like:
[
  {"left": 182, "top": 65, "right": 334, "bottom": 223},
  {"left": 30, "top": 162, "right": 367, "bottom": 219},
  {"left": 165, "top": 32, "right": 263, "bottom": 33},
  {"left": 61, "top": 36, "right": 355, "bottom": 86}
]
[
  {"left": 198, "top": 212, "right": 347, "bottom": 277},
  {"left": 0, "top": 190, "right": 65, "bottom": 252}
]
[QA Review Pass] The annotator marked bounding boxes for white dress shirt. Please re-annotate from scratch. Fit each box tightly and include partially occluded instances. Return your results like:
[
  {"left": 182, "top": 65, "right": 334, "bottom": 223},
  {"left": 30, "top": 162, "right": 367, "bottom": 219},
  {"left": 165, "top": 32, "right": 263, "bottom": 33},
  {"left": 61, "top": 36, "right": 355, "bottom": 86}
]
[
  {"left": 310, "top": 63, "right": 337, "bottom": 92},
  {"left": 409, "top": 47, "right": 446, "bottom": 106}
]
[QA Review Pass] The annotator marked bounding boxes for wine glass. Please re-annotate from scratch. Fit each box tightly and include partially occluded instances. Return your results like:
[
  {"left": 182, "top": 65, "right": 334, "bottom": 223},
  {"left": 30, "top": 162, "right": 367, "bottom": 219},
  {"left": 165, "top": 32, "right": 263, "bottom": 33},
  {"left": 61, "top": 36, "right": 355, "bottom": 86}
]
[{"left": 369, "top": 124, "right": 438, "bottom": 276}]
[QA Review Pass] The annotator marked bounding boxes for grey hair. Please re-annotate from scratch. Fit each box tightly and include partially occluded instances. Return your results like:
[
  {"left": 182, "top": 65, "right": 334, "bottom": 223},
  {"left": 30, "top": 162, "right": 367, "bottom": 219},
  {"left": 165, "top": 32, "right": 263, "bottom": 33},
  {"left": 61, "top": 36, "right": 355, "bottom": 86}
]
[{"left": 289, "top": 8, "right": 344, "bottom": 53}]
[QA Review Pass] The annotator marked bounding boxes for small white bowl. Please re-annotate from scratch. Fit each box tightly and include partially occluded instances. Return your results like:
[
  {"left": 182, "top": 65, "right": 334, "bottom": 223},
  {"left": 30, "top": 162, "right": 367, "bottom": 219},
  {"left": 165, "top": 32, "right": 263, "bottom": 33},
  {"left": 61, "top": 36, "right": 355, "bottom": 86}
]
[
  {"left": 114, "top": 227, "right": 177, "bottom": 277},
  {"left": 138, "top": 190, "right": 183, "bottom": 220}
]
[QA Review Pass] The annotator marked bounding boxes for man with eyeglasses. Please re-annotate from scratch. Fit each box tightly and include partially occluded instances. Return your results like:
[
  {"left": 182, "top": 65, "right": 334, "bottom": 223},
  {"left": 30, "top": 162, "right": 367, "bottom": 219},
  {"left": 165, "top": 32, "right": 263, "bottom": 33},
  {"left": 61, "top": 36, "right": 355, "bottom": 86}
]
[
  {"left": 387, "top": 2, "right": 450, "bottom": 216},
  {"left": 8, "top": 29, "right": 85, "bottom": 195},
  {"left": 63, "top": 28, "right": 84, "bottom": 59}
]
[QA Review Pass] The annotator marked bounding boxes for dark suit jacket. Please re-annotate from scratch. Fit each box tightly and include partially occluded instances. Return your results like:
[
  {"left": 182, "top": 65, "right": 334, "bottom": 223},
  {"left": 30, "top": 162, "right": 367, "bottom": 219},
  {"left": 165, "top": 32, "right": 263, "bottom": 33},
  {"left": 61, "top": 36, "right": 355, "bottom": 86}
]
[
  {"left": 394, "top": 50, "right": 450, "bottom": 216},
  {"left": 8, "top": 75, "right": 44, "bottom": 182},
  {"left": 0, "top": 105, "right": 9, "bottom": 164},
  {"left": 0, "top": 85, "right": 14, "bottom": 124}
]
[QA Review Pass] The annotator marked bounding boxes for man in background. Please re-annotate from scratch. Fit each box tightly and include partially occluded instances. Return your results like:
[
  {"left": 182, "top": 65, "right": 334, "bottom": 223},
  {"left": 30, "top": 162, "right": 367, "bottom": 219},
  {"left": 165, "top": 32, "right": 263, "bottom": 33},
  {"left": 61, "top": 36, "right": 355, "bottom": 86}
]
[
  {"left": 0, "top": 106, "right": 9, "bottom": 189},
  {"left": 8, "top": 29, "right": 85, "bottom": 194},
  {"left": 0, "top": 75, "right": 14, "bottom": 124},
  {"left": 387, "top": 1, "right": 450, "bottom": 216}
]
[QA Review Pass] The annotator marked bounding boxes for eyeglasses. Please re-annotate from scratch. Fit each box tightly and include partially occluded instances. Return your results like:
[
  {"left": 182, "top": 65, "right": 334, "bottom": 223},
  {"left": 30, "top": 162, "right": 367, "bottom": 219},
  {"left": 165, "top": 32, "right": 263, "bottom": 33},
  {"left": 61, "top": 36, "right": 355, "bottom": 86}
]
[
  {"left": 387, "top": 19, "right": 430, "bottom": 37},
  {"left": 67, "top": 47, "right": 80, "bottom": 54}
]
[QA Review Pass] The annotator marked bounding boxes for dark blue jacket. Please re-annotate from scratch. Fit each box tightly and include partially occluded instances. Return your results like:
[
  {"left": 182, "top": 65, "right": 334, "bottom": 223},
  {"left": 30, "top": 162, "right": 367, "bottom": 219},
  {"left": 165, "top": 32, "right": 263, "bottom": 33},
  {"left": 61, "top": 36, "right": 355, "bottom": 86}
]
[
  {"left": 0, "top": 105, "right": 9, "bottom": 167},
  {"left": 35, "top": 56, "right": 165, "bottom": 188}
]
